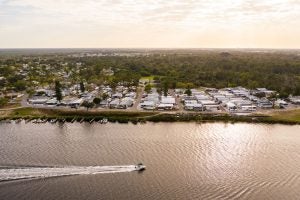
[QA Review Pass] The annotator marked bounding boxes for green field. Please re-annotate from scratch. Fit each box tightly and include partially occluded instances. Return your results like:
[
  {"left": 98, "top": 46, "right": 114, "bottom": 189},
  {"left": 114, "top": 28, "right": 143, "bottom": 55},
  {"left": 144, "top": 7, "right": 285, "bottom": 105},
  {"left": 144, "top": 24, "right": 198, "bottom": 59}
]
[
  {"left": 269, "top": 109, "right": 300, "bottom": 123},
  {"left": 1, "top": 107, "right": 300, "bottom": 125}
]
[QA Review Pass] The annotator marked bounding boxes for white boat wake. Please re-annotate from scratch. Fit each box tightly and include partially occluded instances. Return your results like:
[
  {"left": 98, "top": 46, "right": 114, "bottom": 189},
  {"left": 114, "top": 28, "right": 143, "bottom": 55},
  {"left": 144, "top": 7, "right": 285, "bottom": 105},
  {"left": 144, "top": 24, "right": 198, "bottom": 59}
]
[{"left": 0, "top": 165, "right": 138, "bottom": 182}]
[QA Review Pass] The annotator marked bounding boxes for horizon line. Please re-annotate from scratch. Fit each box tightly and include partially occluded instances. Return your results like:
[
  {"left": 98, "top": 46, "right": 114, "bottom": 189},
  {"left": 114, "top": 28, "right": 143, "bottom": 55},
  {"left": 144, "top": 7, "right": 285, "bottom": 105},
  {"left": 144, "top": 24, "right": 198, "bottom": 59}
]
[{"left": 0, "top": 47, "right": 300, "bottom": 50}]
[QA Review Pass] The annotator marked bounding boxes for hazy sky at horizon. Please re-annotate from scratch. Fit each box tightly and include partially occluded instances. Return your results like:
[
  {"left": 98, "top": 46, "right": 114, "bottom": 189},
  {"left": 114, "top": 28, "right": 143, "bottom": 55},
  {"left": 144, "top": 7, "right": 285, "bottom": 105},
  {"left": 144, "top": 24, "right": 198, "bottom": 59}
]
[{"left": 0, "top": 0, "right": 299, "bottom": 48}]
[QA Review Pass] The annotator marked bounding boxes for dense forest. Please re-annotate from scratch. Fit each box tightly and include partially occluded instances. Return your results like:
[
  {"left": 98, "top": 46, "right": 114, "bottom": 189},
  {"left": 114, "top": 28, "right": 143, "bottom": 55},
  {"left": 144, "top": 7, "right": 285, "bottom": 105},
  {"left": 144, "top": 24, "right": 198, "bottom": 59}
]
[
  {"left": 77, "top": 50, "right": 300, "bottom": 96},
  {"left": 0, "top": 49, "right": 300, "bottom": 96}
]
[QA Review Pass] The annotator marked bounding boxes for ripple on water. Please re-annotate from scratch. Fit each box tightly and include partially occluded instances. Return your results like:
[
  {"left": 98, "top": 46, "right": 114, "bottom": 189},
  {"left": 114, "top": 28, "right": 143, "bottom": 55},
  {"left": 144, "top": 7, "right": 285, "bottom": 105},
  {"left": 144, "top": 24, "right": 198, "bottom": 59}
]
[{"left": 0, "top": 122, "right": 299, "bottom": 200}]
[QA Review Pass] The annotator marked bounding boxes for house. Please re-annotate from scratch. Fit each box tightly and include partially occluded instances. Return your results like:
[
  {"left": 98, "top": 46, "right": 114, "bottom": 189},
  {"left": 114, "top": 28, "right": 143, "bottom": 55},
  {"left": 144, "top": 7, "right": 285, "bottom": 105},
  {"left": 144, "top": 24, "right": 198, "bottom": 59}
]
[
  {"left": 230, "top": 88, "right": 250, "bottom": 97},
  {"left": 112, "top": 93, "right": 123, "bottom": 99},
  {"left": 143, "top": 93, "right": 160, "bottom": 104},
  {"left": 157, "top": 103, "right": 174, "bottom": 110},
  {"left": 184, "top": 103, "right": 203, "bottom": 111},
  {"left": 99, "top": 100, "right": 109, "bottom": 108},
  {"left": 157, "top": 96, "right": 176, "bottom": 110},
  {"left": 118, "top": 97, "right": 134, "bottom": 109},
  {"left": 140, "top": 101, "right": 156, "bottom": 110},
  {"left": 195, "top": 94, "right": 210, "bottom": 101},
  {"left": 255, "top": 88, "right": 276, "bottom": 96},
  {"left": 289, "top": 96, "right": 300, "bottom": 105},
  {"left": 233, "top": 100, "right": 253, "bottom": 108},
  {"left": 258, "top": 98, "right": 273, "bottom": 108},
  {"left": 182, "top": 95, "right": 197, "bottom": 101},
  {"left": 45, "top": 98, "right": 58, "bottom": 106},
  {"left": 240, "top": 105, "right": 257, "bottom": 111},
  {"left": 125, "top": 92, "right": 136, "bottom": 99},
  {"left": 109, "top": 99, "right": 120, "bottom": 109},
  {"left": 184, "top": 100, "right": 198, "bottom": 105},
  {"left": 226, "top": 102, "right": 237, "bottom": 112},
  {"left": 275, "top": 99, "right": 288, "bottom": 108},
  {"left": 69, "top": 98, "right": 84, "bottom": 108},
  {"left": 161, "top": 96, "right": 176, "bottom": 105},
  {"left": 199, "top": 100, "right": 220, "bottom": 111},
  {"left": 28, "top": 97, "right": 49, "bottom": 105}
]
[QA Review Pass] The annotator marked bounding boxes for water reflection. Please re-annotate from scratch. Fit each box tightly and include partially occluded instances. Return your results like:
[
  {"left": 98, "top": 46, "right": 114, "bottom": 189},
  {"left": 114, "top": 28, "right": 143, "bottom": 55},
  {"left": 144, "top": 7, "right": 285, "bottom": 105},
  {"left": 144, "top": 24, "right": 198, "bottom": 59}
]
[{"left": 0, "top": 122, "right": 299, "bottom": 200}]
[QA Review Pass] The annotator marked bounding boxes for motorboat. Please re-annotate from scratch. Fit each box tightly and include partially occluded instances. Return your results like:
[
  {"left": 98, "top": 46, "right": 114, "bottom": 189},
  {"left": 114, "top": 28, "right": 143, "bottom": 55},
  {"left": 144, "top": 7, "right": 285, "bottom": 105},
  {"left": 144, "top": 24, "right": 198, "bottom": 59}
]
[
  {"left": 102, "top": 118, "right": 108, "bottom": 124},
  {"left": 135, "top": 163, "right": 146, "bottom": 171}
]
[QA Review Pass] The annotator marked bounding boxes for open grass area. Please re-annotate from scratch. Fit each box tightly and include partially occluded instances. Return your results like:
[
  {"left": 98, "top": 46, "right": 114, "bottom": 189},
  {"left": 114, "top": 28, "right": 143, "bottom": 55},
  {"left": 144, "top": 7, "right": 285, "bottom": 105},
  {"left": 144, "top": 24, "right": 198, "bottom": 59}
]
[
  {"left": 1, "top": 107, "right": 158, "bottom": 119},
  {"left": 1, "top": 107, "right": 300, "bottom": 125},
  {"left": 9, "top": 107, "right": 52, "bottom": 118},
  {"left": 269, "top": 109, "right": 300, "bottom": 123},
  {"left": 140, "top": 76, "right": 155, "bottom": 81},
  {"left": 0, "top": 103, "right": 21, "bottom": 109}
]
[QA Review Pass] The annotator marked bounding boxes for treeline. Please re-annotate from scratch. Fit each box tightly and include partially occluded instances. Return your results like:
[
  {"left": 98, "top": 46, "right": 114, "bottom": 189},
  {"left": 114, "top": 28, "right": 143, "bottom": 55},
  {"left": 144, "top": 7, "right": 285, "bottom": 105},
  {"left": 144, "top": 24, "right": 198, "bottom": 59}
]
[
  {"left": 75, "top": 51, "right": 300, "bottom": 96},
  {"left": 1, "top": 50, "right": 300, "bottom": 96}
]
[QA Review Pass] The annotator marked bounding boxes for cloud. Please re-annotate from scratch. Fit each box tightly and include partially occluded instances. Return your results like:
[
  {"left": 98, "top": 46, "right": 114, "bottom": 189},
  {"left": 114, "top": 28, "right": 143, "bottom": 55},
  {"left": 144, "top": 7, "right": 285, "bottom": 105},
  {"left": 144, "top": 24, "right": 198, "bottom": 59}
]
[{"left": 0, "top": 0, "right": 299, "bottom": 48}]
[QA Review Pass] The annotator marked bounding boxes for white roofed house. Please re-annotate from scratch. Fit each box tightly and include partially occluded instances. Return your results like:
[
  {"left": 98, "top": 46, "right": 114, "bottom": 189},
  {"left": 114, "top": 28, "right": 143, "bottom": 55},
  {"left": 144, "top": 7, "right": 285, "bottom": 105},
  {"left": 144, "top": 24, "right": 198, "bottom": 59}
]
[
  {"left": 230, "top": 88, "right": 250, "bottom": 97},
  {"left": 125, "top": 92, "right": 137, "bottom": 99},
  {"left": 69, "top": 98, "right": 84, "bottom": 108},
  {"left": 230, "top": 99, "right": 256, "bottom": 111},
  {"left": 226, "top": 102, "right": 237, "bottom": 112},
  {"left": 255, "top": 88, "right": 276, "bottom": 97},
  {"left": 28, "top": 97, "right": 49, "bottom": 105},
  {"left": 157, "top": 103, "right": 174, "bottom": 110},
  {"left": 157, "top": 96, "right": 176, "bottom": 110},
  {"left": 161, "top": 96, "right": 176, "bottom": 105},
  {"left": 195, "top": 94, "right": 210, "bottom": 101},
  {"left": 45, "top": 98, "right": 58, "bottom": 106},
  {"left": 99, "top": 99, "right": 109, "bottom": 108},
  {"left": 258, "top": 98, "right": 273, "bottom": 109},
  {"left": 289, "top": 96, "right": 300, "bottom": 105},
  {"left": 112, "top": 92, "right": 123, "bottom": 99},
  {"left": 199, "top": 100, "right": 220, "bottom": 111},
  {"left": 140, "top": 101, "right": 156, "bottom": 110},
  {"left": 109, "top": 99, "right": 120, "bottom": 109},
  {"left": 184, "top": 102, "right": 204, "bottom": 111},
  {"left": 275, "top": 99, "right": 288, "bottom": 108},
  {"left": 118, "top": 97, "right": 134, "bottom": 109},
  {"left": 143, "top": 93, "right": 160, "bottom": 104}
]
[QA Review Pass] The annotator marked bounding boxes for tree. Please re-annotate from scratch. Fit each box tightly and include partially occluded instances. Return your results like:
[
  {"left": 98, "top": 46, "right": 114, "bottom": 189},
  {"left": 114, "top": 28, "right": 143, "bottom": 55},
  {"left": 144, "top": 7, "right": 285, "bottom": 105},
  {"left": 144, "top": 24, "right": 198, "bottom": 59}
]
[
  {"left": 144, "top": 84, "right": 152, "bottom": 93},
  {"left": 102, "top": 93, "right": 109, "bottom": 100},
  {"left": 82, "top": 101, "right": 94, "bottom": 111},
  {"left": 93, "top": 97, "right": 101, "bottom": 105},
  {"left": 14, "top": 80, "right": 27, "bottom": 91},
  {"left": 254, "top": 92, "right": 265, "bottom": 98},
  {"left": 163, "top": 81, "right": 168, "bottom": 97},
  {"left": 0, "top": 97, "right": 8, "bottom": 107},
  {"left": 55, "top": 80, "right": 62, "bottom": 102},
  {"left": 80, "top": 81, "right": 85, "bottom": 93},
  {"left": 185, "top": 88, "right": 192, "bottom": 96}
]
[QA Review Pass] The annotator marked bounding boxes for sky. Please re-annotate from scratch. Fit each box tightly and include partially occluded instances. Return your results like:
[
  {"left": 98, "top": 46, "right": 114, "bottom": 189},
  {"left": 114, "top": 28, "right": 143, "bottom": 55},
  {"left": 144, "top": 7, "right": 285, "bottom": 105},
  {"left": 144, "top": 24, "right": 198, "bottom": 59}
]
[{"left": 0, "top": 0, "right": 299, "bottom": 48}]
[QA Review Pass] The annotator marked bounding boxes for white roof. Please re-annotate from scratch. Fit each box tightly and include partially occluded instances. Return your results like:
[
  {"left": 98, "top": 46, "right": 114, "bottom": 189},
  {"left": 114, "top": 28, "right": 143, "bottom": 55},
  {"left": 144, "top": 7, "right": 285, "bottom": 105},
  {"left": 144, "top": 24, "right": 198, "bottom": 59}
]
[
  {"left": 161, "top": 96, "right": 175, "bottom": 104},
  {"left": 185, "top": 103, "right": 202, "bottom": 108},
  {"left": 195, "top": 94, "right": 210, "bottom": 100},
  {"left": 69, "top": 98, "right": 84, "bottom": 104},
  {"left": 46, "top": 98, "right": 58, "bottom": 104},
  {"left": 226, "top": 102, "right": 236, "bottom": 108},
  {"left": 140, "top": 101, "right": 155, "bottom": 106},
  {"left": 199, "top": 100, "right": 217, "bottom": 105},
  {"left": 110, "top": 99, "right": 120, "bottom": 105},
  {"left": 184, "top": 100, "right": 198, "bottom": 104},
  {"left": 158, "top": 103, "right": 174, "bottom": 107}
]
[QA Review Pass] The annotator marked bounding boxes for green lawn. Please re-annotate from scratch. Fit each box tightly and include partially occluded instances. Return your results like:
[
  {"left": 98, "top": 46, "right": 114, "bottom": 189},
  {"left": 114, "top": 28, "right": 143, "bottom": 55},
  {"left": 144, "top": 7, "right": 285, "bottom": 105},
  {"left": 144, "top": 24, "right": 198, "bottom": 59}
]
[
  {"left": 140, "top": 76, "right": 155, "bottom": 81},
  {"left": 270, "top": 109, "right": 300, "bottom": 123}
]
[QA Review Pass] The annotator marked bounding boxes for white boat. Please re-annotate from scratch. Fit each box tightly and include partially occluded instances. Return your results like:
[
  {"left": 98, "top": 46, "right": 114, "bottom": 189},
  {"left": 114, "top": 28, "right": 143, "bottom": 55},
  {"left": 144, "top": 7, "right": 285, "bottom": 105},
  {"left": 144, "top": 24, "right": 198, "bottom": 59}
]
[
  {"left": 102, "top": 118, "right": 108, "bottom": 124},
  {"left": 135, "top": 163, "right": 146, "bottom": 171}
]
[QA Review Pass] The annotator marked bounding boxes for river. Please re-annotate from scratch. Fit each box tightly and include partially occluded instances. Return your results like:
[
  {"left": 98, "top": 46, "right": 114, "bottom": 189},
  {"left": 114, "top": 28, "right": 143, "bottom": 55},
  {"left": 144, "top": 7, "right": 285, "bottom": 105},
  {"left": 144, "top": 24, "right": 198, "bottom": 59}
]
[{"left": 0, "top": 122, "right": 299, "bottom": 200}]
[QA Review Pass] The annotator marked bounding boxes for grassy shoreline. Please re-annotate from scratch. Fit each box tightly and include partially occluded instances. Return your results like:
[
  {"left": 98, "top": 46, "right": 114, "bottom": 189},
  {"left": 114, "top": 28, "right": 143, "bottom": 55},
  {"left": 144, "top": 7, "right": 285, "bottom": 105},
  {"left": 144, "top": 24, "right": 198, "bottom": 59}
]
[{"left": 1, "top": 107, "right": 300, "bottom": 125}]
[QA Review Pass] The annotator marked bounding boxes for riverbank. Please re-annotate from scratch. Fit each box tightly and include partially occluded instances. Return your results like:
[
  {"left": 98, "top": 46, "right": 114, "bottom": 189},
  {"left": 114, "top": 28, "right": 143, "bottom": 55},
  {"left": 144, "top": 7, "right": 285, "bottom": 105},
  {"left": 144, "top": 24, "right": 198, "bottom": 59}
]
[{"left": 1, "top": 107, "right": 300, "bottom": 125}]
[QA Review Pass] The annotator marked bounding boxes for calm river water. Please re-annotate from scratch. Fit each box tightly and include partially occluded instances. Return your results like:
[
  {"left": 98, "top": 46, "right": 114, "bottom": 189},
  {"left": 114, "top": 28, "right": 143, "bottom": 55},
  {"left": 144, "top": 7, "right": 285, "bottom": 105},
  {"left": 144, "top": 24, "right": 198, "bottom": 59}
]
[{"left": 0, "top": 122, "right": 299, "bottom": 200}]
